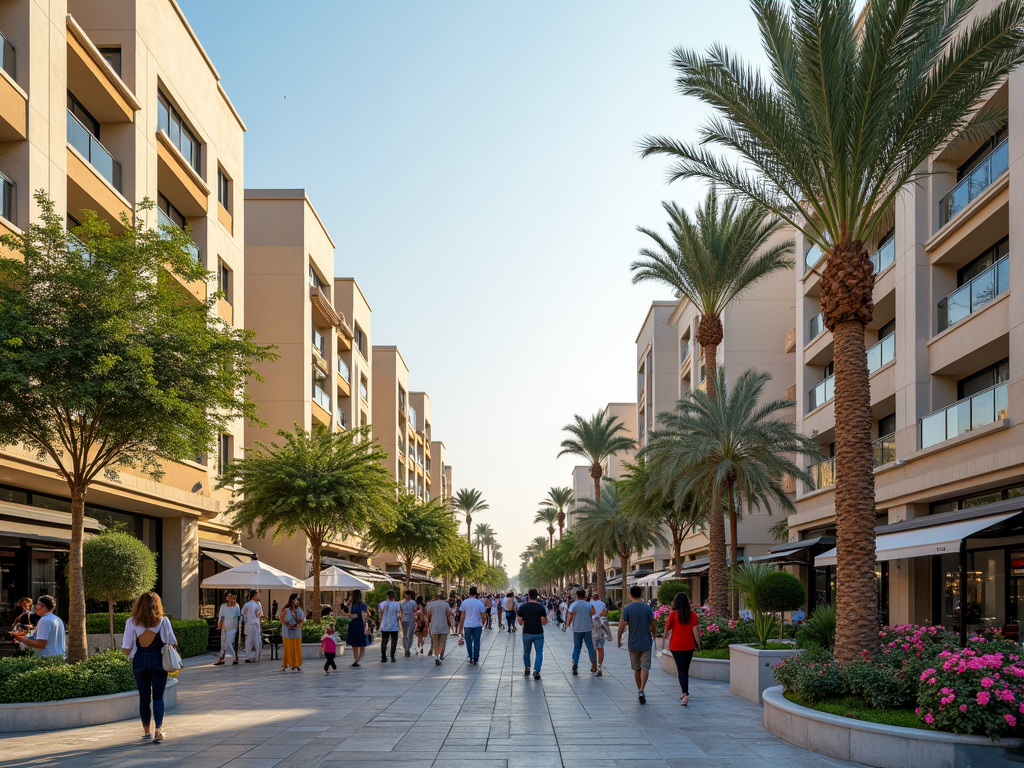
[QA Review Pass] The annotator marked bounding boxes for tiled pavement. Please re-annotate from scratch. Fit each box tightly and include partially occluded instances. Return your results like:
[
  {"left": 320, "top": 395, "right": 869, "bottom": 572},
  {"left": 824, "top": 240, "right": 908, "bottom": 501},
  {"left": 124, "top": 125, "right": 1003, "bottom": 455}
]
[{"left": 0, "top": 626, "right": 866, "bottom": 768}]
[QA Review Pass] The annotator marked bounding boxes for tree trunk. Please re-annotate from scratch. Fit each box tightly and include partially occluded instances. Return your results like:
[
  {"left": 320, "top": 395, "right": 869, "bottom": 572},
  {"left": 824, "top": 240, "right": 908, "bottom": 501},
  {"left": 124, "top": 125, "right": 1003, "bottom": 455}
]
[
  {"left": 108, "top": 592, "right": 115, "bottom": 653},
  {"left": 548, "top": 527, "right": 554, "bottom": 549},
  {"left": 67, "top": 483, "right": 87, "bottom": 663},
  {"left": 592, "top": 467, "right": 606, "bottom": 600},
  {"left": 466, "top": 514, "right": 472, "bottom": 543},
  {"left": 707, "top": 482, "right": 728, "bottom": 617},
  {"left": 405, "top": 555, "right": 413, "bottom": 593},
  {"left": 673, "top": 527, "right": 682, "bottom": 578},
  {"left": 311, "top": 541, "right": 322, "bottom": 620},
  {"left": 620, "top": 551, "right": 630, "bottom": 610},
  {"left": 728, "top": 480, "right": 739, "bottom": 620}
]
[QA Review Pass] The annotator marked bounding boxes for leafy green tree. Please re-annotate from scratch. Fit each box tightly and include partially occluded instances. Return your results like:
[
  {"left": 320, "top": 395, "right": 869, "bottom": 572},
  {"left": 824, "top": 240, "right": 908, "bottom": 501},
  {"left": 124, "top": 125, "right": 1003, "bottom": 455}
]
[
  {"left": 539, "top": 486, "right": 574, "bottom": 541},
  {"left": 219, "top": 424, "right": 396, "bottom": 613},
  {"left": 453, "top": 488, "right": 489, "bottom": 543},
  {"left": 533, "top": 507, "right": 559, "bottom": 548},
  {"left": 639, "top": 0, "right": 1024, "bottom": 662},
  {"left": 82, "top": 530, "right": 157, "bottom": 650},
  {"left": 558, "top": 410, "right": 635, "bottom": 599},
  {"left": 363, "top": 493, "right": 459, "bottom": 592},
  {"left": 0, "top": 194, "right": 276, "bottom": 662}
]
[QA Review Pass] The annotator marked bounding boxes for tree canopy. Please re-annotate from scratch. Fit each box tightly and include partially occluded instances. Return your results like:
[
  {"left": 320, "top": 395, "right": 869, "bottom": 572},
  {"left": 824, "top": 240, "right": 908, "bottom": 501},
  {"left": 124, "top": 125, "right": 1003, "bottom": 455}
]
[{"left": 363, "top": 493, "right": 460, "bottom": 592}]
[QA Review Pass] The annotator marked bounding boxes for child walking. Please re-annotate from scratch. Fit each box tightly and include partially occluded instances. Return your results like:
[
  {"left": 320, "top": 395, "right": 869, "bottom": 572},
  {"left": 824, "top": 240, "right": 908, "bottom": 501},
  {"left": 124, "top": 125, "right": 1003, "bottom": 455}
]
[{"left": 321, "top": 624, "right": 339, "bottom": 675}]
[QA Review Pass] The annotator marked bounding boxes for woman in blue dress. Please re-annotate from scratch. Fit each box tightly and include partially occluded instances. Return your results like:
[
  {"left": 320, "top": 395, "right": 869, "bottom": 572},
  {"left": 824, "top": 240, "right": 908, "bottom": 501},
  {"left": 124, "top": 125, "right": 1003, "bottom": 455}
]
[{"left": 345, "top": 589, "right": 370, "bottom": 667}]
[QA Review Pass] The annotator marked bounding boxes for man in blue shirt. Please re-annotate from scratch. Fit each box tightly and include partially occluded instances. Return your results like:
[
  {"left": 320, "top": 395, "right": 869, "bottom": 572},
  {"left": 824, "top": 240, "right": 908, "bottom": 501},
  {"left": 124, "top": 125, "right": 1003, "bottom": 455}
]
[
  {"left": 617, "top": 585, "right": 656, "bottom": 704},
  {"left": 563, "top": 589, "right": 597, "bottom": 676},
  {"left": 14, "top": 596, "right": 65, "bottom": 659},
  {"left": 378, "top": 591, "right": 401, "bottom": 663}
]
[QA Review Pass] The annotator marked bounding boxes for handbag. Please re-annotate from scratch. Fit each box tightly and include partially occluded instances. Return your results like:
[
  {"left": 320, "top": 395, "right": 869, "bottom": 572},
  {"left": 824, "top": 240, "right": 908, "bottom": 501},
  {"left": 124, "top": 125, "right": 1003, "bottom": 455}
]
[{"left": 162, "top": 643, "right": 183, "bottom": 673}]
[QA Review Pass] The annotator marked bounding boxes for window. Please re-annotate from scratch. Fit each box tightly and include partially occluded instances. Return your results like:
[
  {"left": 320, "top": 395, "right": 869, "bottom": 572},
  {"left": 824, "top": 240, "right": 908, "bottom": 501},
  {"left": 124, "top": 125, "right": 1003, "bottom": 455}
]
[
  {"left": 354, "top": 324, "right": 366, "bottom": 357},
  {"left": 98, "top": 47, "right": 121, "bottom": 77},
  {"left": 217, "top": 261, "right": 231, "bottom": 303},
  {"left": 218, "top": 434, "right": 232, "bottom": 475},
  {"left": 308, "top": 264, "right": 324, "bottom": 289},
  {"left": 958, "top": 358, "right": 1009, "bottom": 400},
  {"left": 217, "top": 168, "right": 230, "bottom": 212},
  {"left": 359, "top": 376, "right": 369, "bottom": 402},
  {"left": 158, "top": 193, "right": 186, "bottom": 228},
  {"left": 959, "top": 238, "right": 1009, "bottom": 287},
  {"left": 877, "top": 413, "right": 896, "bottom": 438},
  {"left": 878, "top": 318, "right": 896, "bottom": 339},
  {"left": 67, "top": 91, "right": 99, "bottom": 139},
  {"left": 157, "top": 90, "right": 200, "bottom": 172}
]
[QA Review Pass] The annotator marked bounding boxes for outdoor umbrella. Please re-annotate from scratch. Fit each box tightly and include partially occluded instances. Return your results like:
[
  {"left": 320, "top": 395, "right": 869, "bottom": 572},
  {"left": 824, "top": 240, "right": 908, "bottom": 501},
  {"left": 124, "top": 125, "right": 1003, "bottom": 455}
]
[
  {"left": 200, "top": 559, "right": 305, "bottom": 590},
  {"left": 303, "top": 566, "right": 372, "bottom": 591}
]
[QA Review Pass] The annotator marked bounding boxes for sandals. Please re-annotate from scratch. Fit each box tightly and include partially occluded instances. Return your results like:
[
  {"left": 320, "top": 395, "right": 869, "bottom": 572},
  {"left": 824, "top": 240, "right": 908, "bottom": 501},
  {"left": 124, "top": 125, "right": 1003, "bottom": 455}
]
[{"left": 153, "top": 729, "right": 164, "bottom": 742}]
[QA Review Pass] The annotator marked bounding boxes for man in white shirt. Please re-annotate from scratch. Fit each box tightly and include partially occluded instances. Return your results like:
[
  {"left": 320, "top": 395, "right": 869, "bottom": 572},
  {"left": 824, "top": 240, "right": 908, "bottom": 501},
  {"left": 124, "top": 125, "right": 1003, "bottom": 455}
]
[
  {"left": 378, "top": 591, "right": 401, "bottom": 663},
  {"left": 215, "top": 593, "right": 241, "bottom": 665},
  {"left": 457, "top": 586, "right": 487, "bottom": 665},
  {"left": 13, "top": 596, "right": 65, "bottom": 659},
  {"left": 240, "top": 589, "right": 264, "bottom": 663},
  {"left": 590, "top": 592, "right": 609, "bottom": 677}
]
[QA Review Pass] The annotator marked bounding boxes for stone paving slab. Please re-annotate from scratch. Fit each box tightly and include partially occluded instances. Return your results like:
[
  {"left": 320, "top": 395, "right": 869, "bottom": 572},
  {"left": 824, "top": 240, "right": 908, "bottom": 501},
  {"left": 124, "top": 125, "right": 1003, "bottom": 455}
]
[{"left": 0, "top": 623, "right": 866, "bottom": 767}]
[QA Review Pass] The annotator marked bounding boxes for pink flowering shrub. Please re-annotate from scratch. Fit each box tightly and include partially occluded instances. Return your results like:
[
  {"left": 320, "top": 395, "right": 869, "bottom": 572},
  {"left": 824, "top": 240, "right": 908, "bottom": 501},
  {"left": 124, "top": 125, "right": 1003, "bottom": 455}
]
[{"left": 773, "top": 650, "right": 844, "bottom": 702}]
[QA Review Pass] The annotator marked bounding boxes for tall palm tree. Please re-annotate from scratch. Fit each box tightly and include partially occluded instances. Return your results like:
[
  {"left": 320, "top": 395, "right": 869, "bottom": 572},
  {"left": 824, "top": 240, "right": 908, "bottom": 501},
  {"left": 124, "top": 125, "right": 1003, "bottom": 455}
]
[
  {"left": 540, "top": 486, "right": 574, "bottom": 541},
  {"left": 558, "top": 410, "right": 635, "bottom": 599},
  {"left": 575, "top": 482, "right": 666, "bottom": 609},
  {"left": 454, "top": 487, "right": 489, "bottom": 543},
  {"left": 638, "top": 0, "right": 1024, "bottom": 661},
  {"left": 644, "top": 369, "right": 818, "bottom": 617},
  {"left": 533, "top": 507, "right": 559, "bottom": 548}
]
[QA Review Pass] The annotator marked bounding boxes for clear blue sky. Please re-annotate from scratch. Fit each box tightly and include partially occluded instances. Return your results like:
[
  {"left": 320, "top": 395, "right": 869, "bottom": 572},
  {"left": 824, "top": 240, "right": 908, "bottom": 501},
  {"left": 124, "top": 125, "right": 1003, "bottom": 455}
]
[{"left": 180, "top": 0, "right": 772, "bottom": 566}]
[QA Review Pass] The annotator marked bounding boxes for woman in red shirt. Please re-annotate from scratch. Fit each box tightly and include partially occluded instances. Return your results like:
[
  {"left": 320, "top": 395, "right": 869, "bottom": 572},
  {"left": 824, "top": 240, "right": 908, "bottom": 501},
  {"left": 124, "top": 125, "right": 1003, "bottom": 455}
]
[{"left": 661, "top": 592, "right": 700, "bottom": 706}]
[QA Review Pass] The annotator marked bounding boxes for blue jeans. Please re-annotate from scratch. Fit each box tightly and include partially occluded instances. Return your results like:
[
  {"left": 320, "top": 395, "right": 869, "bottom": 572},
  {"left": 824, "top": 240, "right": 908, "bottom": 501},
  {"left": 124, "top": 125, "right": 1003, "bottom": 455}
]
[
  {"left": 464, "top": 626, "right": 482, "bottom": 660},
  {"left": 572, "top": 631, "right": 595, "bottom": 665},
  {"left": 522, "top": 633, "right": 544, "bottom": 672},
  {"left": 132, "top": 650, "right": 168, "bottom": 729}
]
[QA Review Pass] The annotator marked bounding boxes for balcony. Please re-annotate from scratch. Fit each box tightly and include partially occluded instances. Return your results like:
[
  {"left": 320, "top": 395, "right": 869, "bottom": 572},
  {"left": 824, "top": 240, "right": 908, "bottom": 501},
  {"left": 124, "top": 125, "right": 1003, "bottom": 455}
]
[
  {"left": 409, "top": 406, "right": 418, "bottom": 430},
  {"left": 866, "top": 332, "right": 895, "bottom": 374},
  {"left": 920, "top": 382, "right": 1008, "bottom": 449},
  {"left": 808, "top": 311, "right": 825, "bottom": 341},
  {"left": 805, "top": 243, "right": 825, "bottom": 271},
  {"left": 337, "top": 357, "right": 350, "bottom": 383},
  {"left": 0, "top": 29, "right": 24, "bottom": 143},
  {"left": 871, "top": 237, "right": 895, "bottom": 274},
  {"left": 311, "top": 328, "right": 326, "bottom": 359},
  {"left": 937, "top": 255, "right": 1008, "bottom": 332},
  {"left": 359, "top": 380, "right": 368, "bottom": 401},
  {"left": 808, "top": 374, "right": 835, "bottom": 411},
  {"left": 336, "top": 408, "right": 346, "bottom": 431},
  {"left": 67, "top": 110, "right": 121, "bottom": 192},
  {"left": 808, "top": 457, "right": 836, "bottom": 490},
  {"left": 0, "top": 29, "right": 14, "bottom": 80},
  {"left": 873, "top": 432, "right": 896, "bottom": 466},
  {"left": 156, "top": 208, "right": 200, "bottom": 262},
  {"left": 681, "top": 340, "right": 691, "bottom": 363},
  {"left": 312, "top": 383, "right": 331, "bottom": 413},
  {"left": 939, "top": 138, "right": 1009, "bottom": 228}
]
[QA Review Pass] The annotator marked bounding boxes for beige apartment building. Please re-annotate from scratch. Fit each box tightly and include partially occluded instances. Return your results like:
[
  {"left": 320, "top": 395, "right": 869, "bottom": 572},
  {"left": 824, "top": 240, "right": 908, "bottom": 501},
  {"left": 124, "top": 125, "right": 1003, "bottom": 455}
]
[
  {"left": 334, "top": 277, "right": 373, "bottom": 432},
  {"left": 0, "top": 0, "right": 252, "bottom": 623},
  {"left": 429, "top": 441, "right": 452, "bottom": 502},
  {"left": 788, "top": 73, "right": 1024, "bottom": 639}
]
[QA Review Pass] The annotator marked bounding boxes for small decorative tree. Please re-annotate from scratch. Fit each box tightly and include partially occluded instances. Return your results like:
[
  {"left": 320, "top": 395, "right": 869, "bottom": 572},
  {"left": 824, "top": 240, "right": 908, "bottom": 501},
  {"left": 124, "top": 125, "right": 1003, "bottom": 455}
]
[
  {"left": 753, "top": 570, "right": 806, "bottom": 642},
  {"left": 82, "top": 530, "right": 157, "bottom": 651},
  {"left": 657, "top": 580, "right": 689, "bottom": 607}
]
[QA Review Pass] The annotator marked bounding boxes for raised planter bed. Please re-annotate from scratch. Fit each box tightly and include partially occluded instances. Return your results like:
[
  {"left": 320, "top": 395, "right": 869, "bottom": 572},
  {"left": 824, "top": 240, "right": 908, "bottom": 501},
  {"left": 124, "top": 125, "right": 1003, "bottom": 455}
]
[
  {"left": 661, "top": 649, "right": 730, "bottom": 681},
  {"left": 0, "top": 678, "right": 177, "bottom": 733},
  {"left": 729, "top": 643, "right": 802, "bottom": 705},
  {"left": 763, "top": 685, "right": 1024, "bottom": 768}
]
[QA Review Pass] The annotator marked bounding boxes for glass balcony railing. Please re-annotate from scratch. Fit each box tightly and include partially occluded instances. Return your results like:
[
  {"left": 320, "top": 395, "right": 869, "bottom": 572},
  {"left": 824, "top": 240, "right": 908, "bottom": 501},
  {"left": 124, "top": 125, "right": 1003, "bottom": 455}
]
[
  {"left": 937, "top": 255, "right": 1009, "bottom": 332},
  {"left": 808, "top": 374, "right": 835, "bottom": 411},
  {"left": 0, "top": 174, "right": 13, "bottom": 223},
  {"left": 156, "top": 207, "right": 200, "bottom": 262},
  {"left": 409, "top": 406, "right": 417, "bottom": 430},
  {"left": 359, "top": 380, "right": 368, "bottom": 401},
  {"left": 0, "top": 30, "right": 15, "bottom": 80},
  {"left": 805, "top": 243, "right": 825, "bottom": 271},
  {"left": 808, "top": 311, "right": 825, "bottom": 341},
  {"left": 681, "top": 340, "right": 691, "bottom": 362},
  {"left": 809, "top": 457, "right": 836, "bottom": 490},
  {"left": 67, "top": 110, "right": 122, "bottom": 192},
  {"left": 873, "top": 432, "right": 896, "bottom": 466},
  {"left": 867, "top": 332, "right": 895, "bottom": 374},
  {"left": 940, "top": 139, "right": 1009, "bottom": 227},
  {"left": 337, "top": 357, "right": 350, "bottom": 382},
  {"left": 312, "top": 383, "right": 331, "bottom": 413},
  {"left": 920, "top": 382, "right": 1008, "bottom": 449},
  {"left": 336, "top": 408, "right": 346, "bottom": 430},
  {"left": 871, "top": 237, "right": 895, "bottom": 274},
  {"left": 311, "top": 328, "right": 325, "bottom": 357}
]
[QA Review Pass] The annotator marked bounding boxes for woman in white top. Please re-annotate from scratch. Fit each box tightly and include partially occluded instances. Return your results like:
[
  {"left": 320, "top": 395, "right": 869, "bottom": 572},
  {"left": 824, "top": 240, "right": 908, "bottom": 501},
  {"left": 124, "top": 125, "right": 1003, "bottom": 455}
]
[{"left": 122, "top": 592, "right": 178, "bottom": 743}]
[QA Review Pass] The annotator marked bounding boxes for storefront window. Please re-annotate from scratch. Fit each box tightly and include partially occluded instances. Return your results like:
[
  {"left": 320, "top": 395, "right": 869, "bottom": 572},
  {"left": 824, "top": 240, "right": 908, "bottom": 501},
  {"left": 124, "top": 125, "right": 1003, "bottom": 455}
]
[
  {"left": 939, "top": 550, "right": 1011, "bottom": 636},
  {"left": 876, "top": 562, "right": 889, "bottom": 626},
  {"left": 814, "top": 566, "right": 835, "bottom": 608}
]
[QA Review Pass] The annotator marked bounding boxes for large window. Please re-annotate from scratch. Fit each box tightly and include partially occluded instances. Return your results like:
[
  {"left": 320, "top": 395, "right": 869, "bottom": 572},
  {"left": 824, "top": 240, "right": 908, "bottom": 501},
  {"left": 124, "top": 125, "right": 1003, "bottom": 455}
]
[
  {"left": 217, "top": 168, "right": 230, "bottom": 212},
  {"left": 157, "top": 90, "right": 200, "bottom": 172},
  {"left": 958, "top": 358, "right": 1009, "bottom": 400}
]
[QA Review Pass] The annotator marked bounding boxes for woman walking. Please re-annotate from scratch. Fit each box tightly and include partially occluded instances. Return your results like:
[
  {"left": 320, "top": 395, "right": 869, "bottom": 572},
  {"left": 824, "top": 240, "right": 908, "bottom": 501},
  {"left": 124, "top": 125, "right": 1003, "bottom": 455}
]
[
  {"left": 414, "top": 595, "right": 428, "bottom": 654},
  {"left": 121, "top": 592, "right": 178, "bottom": 742},
  {"left": 345, "top": 589, "right": 370, "bottom": 667},
  {"left": 281, "top": 593, "right": 305, "bottom": 672},
  {"left": 661, "top": 592, "right": 701, "bottom": 706}
]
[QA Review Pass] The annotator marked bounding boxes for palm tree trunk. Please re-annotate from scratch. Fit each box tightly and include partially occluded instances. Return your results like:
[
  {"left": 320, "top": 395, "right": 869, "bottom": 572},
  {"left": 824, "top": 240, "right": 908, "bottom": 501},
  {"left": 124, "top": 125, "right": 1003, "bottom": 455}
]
[
  {"left": 67, "top": 483, "right": 87, "bottom": 663},
  {"left": 707, "top": 482, "right": 728, "bottom": 617},
  {"left": 703, "top": 342, "right": 718, "bottom": 400},
  {"left": 620, "top": 551, "right": 630, "bottom": 610},
  {"left": 592, "top": 472, "right": 606, "bottom": 601},
  {"left": 466, "top": 514, "right": 472, "bottom": 543},
  {"left": 673, "top": 526, "right": 682, "bottom": 577},
  {"left": 728, "top": 480, "right": 739, "bottom": 620}
]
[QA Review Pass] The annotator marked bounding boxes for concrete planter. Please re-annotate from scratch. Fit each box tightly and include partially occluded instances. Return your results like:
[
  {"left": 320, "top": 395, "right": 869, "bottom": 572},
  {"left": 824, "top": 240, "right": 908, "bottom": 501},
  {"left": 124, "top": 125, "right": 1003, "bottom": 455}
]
[
  {"left": 86, "top": 632, "right": 123, "bottom": 655},
  {"left": 301, "top": 642, "right": 344, "bottom": 660},
  {"left": 763, "top": 685, "right": 1024, "bottom": 768},
  {"left": 661, "top": 649, "right": 730, "bottom": 681},
  {"left": 729, "top": 643, "right": 802, "bottom": 705},
  {"left": 0, "top": 678, "right": 177, "bottom": 732}
]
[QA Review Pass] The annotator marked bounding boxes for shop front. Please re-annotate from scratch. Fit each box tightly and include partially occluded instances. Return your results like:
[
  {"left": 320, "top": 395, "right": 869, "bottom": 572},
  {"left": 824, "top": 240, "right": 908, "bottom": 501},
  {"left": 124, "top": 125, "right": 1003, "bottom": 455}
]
[{"left": 198, "top": 539, "right": 256, "bottom": 619}]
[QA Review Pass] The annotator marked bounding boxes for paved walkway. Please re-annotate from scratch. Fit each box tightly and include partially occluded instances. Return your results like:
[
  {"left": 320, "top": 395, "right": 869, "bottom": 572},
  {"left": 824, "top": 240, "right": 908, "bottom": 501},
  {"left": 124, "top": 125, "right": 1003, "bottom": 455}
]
[{"left": 0, "top": 626, "right": 865, "bottom": 768}]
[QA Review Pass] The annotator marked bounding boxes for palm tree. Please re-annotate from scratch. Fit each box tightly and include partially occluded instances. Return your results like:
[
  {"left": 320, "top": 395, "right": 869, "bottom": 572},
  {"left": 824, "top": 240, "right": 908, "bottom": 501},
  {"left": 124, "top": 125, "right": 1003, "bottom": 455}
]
[
  {"left": 533, "top": 507, "right": 559, "bottom": 548},
  {"left": 575, "top": 482, "right": 666, "bottom": 609},
  {"left": 454, "top": 488, "right": 489, "bottom": 543},
  {"left": 558, "top": 410, "right": 635, "bottom": 599},
  {"left": 638, "top": 0, "right": 1024, "bottom": 661},
  {"left": 540, "top": 486, "right": 574, "bottom": 541},
  {"left": 644, "top": 369, "right": 818, "bottom": 617}
]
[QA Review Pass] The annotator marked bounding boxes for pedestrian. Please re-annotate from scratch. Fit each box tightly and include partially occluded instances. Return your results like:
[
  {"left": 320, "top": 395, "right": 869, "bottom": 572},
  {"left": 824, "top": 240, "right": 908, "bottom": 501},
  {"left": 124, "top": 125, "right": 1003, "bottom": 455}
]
[
  {"left": 590, "top": 591, "right": 610, "bottom": 677},
  {"left": 450, "top": 594, "right": 462, "bottom": 636},
  {"left": 516, "top": 588, "right": 547, "bottom": 679},
  {"left": 270, "top": 599, "right": 279, "bottom": 620},
  {"left": 457, "top": 586, "right": 487, "bottom": 665},
  {"left": 617, "top": 585, "right": 657, "bottom": 704},
  {"left": 281, "top": 593, "right": 305, "bottom": 672},
  {"left": 12, "top": 595, "right": 64, "bottom": 658},
  {"left": 426, "top": 592, "right": 453, "bottom": 665},
  {"left": 483, "top": 592, "right": 493, "bottom": 630},
  {"left": 400, "top": 590, "right": 417, "bottom": 657},
  {"left": 558, "top": 598, "right": 568, "bottom": 627},
  {"left": 378, "top": 590, "right": 401, "bottom": 663},
  {"left": 345, "top": 589, "right": 370, "bottom": 667},
  {"left": 213, "top": 593, "right": 241, "bottom": 666},
  {"left": 490, "top": 592, "right": 500, "bottom": 630},
  {"left": 661, "top": 591, "right": 700, "bottom": 706},
  {"left": 321, "top": 624, "right": 340, "bottom": 675},
  {"left": 414, "top": 595, "right": 428, "bottom": 654},
  {"left": 564, "top": 589, "right": 597, "bottom": 676},
  {"left": 240, "top": 589, "right": 264, "bottom": 663},
  {"left": 504, "top": 591, "right": 517, "bottom": 632},
  {"left": 121, "top": 591, "right": 177, "bottom": 742}
]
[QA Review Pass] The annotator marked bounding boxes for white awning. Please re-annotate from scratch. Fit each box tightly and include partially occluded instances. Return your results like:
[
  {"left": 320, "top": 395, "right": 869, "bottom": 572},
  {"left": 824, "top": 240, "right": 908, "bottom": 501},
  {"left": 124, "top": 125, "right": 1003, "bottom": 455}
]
[
  {"left": 815, "top": 511, "right": 1021, "bottom": 567},
  {"left": 635, "top": 570, "right": 667, "bottom": 587}
]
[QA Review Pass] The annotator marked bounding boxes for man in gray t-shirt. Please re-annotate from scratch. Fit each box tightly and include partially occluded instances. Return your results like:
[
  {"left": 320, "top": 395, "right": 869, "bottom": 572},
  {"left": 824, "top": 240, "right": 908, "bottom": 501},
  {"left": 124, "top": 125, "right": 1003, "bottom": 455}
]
[
  {"left": 563, "top": 589, "right": 597, "bottom": 675},
  {"left": 425, "top": 597, "right": 453, "bottom": 664},
  {"left": 617, "top": 585, "right": 657, "bottom": 704},
  {"left": 400, "top": 591, "right": 417, "bottom": 657}
]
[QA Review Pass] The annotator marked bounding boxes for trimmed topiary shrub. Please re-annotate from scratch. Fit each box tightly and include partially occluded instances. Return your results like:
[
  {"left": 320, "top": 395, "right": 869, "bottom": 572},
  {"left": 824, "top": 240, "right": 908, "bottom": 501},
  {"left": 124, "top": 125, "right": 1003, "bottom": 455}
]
[
  {"left": 657, "top": 580, "right": 689, "bottom": 607},
  {"left": 171, "top": 619, "right": 210, "bottom": 658},
  {"left": 0, "top": 650, "right": 134, "bottom": 704},
  {"left": 82, "top": 531, "right": 157, "bottom": 649},
  {"left": 753, "top": 570, "right": 806, "bottom": 614}
]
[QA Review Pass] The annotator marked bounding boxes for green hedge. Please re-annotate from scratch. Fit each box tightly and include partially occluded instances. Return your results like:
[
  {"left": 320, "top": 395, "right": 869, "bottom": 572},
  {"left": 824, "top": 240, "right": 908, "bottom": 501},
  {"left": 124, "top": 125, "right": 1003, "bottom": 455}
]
[
  {"left": 172, "top": 619, "right": 210, "bottom": 658},
  {"left": 0, "top": 651, "right": 134, "bottom": 704},
  {"left": 607, "top": 610, "right": 621, "bottom": 622},
  {"left": 85, "top": 613, "right": 130, "bottom": 634},
  {"left": 262, "top": 617, "right": 350, "bottom": 644}
]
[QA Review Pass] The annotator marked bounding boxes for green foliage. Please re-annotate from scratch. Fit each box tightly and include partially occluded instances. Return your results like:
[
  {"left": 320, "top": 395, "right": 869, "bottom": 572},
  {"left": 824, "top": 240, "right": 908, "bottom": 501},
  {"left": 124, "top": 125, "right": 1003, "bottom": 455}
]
[
  {"left": 85, "top": 613, "right": 130, "bottom": 634},
  {"left": 0, "top": 650, "right": 134, "bottom": 704},
  {"left": 365, "top": 584, "right": 391, "bottom": 608},
  {"left": 557, "top": 410, "right": 635, "bottom": 470},
  {"left": 753, "top": 571, "right": 806, "bottom": 614},
  {"left": 607, "top": 610, "right": 621, "bottom": 623},
  {"left": 452, "top": 488, "right": 489, "bottom": 540},
  {"left": 657, "top": 580, "right": 689, "bottom": 606},
  {"left": 753, "top": 611, "right": 778, "bottom": 649},
  {"left": 0, "top": 655, "right": 65, "bottom": 688},
  {"left": 432, "top": 537, "right": 482, "bottom": 584},
  {"left": 797, "top": 604, "right": 837, "bottom": 652},
  {"left": 694, "top": 647, "right": 729, "bottom": 660},
  {"left": 784, "top": 693, "right": 925, "bottom": 730},
  {"left": 363, "top": 493, "right": 460, "bottom": 589},
  {"left": 520, "top": 529, "right": 588, "bottom": 589},
  {"left": 729, "top": 562, "right": 773, "bottom": 612},
  {"left": 843, "top": 659, "right": 915, "bottom": 710},
  {"left": 83, "top": 530, "right": 157, "bottom": 643},
  {"left": 171, "top": 619, "right": 210, "bottom": 658}
]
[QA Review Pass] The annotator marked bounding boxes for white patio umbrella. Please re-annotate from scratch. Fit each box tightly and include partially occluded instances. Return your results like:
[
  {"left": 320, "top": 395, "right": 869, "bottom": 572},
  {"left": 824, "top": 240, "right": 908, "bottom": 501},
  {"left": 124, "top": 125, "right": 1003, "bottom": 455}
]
[
  {"left": 304, "top": 566, "right": 372, "bottom": 591},
  {"left": 200, "top": 558, "right": 305, "bottom": 590}
]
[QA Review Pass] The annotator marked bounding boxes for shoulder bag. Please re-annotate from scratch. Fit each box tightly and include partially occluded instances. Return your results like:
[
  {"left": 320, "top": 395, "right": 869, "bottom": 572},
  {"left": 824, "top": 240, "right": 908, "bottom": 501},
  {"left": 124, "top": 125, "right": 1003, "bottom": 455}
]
[{"left": 160, "top": 619, "right": 183, "bottom": 672}]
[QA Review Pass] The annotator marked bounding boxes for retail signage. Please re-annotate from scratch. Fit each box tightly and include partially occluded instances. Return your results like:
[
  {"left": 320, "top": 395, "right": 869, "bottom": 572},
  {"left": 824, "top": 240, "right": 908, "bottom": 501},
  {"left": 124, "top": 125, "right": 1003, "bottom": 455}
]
[{"left": 1011, "top": 551, "right": 1024, "bottom": 577}]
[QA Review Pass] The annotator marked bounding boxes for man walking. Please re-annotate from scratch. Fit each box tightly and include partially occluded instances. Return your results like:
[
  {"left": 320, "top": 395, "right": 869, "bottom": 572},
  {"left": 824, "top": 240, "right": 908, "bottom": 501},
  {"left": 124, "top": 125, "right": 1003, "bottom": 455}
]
[
  {"left": 241, "top": 589, "right": 264, "bottom": 663},
  {"left": 564, "top": 589, "right": 597, "bottom": 676},
  {"left": 504, "top": 592, "right": 517, "bottom": 633},
  {"left": 516, "top": 588, "right": 547, "bottom": 679},
  {"left": 12, "top": 596, "right": 65, "bottom": 658},
  {"left": 590, "top": 591, "right": 609, "bottom": 677},
  {"left": 215, "top": 593, "right": 241, "bottom": 666},
  {"left": 457, "top": 586, "right": 487, "bottom": 665},
  {"left": 617, "top": 585, "right": 657, "bottom": 704},
  {"left": 378, "top": 590, "right": 401, "bottom": 663},
  {"left": 400, "top": 590, "right": 417, "bottom": 657},
  {"left": 425, "top": 593, "right": 453, "bottom": 665}
]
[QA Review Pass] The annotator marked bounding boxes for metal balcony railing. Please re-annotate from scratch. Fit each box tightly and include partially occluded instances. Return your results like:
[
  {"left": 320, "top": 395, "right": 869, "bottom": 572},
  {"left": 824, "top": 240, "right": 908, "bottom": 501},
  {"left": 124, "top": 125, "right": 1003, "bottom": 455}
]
[
  {"left": 0, "top": 174, "right": 13, "bottom": 223},
  {"left": 808, "top": 374, "right": 835, "bottom": 411},
  {"left": 67, "top": 110, "right": 122, "bottom": 192},
  {"left": 937, "top": 255, "right": 1009, "bottom": 332},
  {"left": 409, "top": 406, "right": 417, "bottom": 430},
  {"left": 359, "top": 380, "right": 368, "bottom": 401},
  {"left": 156, "top": 207, "right": 200, "bottom": 262},
  {"left": 940, "top": 139, "right": 1009, "bottom": 227},
  {"left": 867, "top": 332, "right": 895, "bottom": 374},
  {"left": 873, "top": 432, "right": 896, "bottom": 466},
  {"left": 920, "top": 382, "right": 1008, "bottom": 449}
]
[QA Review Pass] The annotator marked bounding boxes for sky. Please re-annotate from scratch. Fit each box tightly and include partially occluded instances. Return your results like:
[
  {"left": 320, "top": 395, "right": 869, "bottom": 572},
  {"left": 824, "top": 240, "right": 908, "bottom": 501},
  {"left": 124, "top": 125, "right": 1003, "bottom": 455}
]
[{"left": 179, "top": 0, "right": 775, "bottom": 568}]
